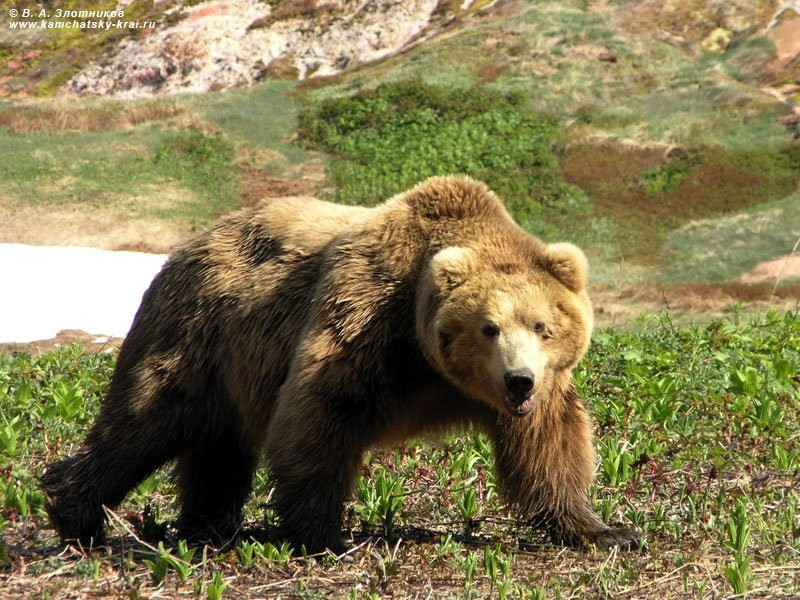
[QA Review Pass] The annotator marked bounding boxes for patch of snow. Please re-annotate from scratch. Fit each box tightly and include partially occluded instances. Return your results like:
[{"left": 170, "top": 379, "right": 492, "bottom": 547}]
[{"left": 0, "top": 244, "right": 167, "bottom": 343}]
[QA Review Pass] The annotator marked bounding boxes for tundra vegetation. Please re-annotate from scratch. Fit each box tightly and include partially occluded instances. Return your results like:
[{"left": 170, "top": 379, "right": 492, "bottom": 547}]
[{"left": 1, "top": 309, "right": 799, "bottom": 596}]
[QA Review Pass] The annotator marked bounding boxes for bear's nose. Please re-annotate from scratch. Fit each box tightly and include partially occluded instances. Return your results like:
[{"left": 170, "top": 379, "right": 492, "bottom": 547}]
[{"left": 504, "top": 368, "right": 534, "bottom": 399}]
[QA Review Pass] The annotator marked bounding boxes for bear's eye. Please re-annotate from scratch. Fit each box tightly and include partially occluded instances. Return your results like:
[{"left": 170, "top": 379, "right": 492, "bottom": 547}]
[
  {"left": 533, "top": 322, "right": 546, "bottom": 334},
  {"left": 481, "top": 324, "right": 500, "bottom": 338}
]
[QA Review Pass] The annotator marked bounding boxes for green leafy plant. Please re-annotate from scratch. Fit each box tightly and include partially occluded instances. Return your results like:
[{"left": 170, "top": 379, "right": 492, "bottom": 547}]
[
  {"left": 142, "top": 542, "right": 172, "bottom": 585},
  {"left": 259, "top": 541, "right": 293, "bottom": 566},
  {"left": 143, "top": 540, "right": 194, "bottom": 584},
  {"left": 0, "top": 415, "right": 23, "bottom": 456},
  {"left": 2, "top": 308, "right": 799, "bottom": 595},
  {"left": 206, "top": 571, "right": 228, "bottom": 600},
  {"left": 462, "top": 550, "right": 478, "bottom": 584},
  {"left": 236, "top": 539, "right": 259, "bottom": 567},
  {"left": 458, "top": 488, "right": 480, "bottom": 534},
  {"left": 152, "top": 131, "right": 241, "bottom": 220},
  {"left": 356, "top": 468, "right": 406, "bottom": 538},
  {"left": 723, "top": 499, "right": 753, "bottom": 594},
  {"left": 298, "top": 78, "right": 582, "bottom": 229},
  {"left": 637, "top": 154, "right": 698, "bottom": 196},
  {"left": 599, "top": 437, "right": 633, "bottom": 487},
  {"left": 483, "top": 543, "right": 512, "bottom": 597}
]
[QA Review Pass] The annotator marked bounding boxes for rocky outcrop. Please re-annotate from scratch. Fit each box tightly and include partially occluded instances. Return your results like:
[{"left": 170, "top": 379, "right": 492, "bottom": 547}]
[{"left": 67, "top": 0, "right": 440, "bottom": 98}]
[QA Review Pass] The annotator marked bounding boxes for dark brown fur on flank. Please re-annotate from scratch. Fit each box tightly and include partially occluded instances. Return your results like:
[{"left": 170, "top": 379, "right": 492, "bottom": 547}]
[{"left": 41, "top": 176, "right": 639, "bottom": 554}]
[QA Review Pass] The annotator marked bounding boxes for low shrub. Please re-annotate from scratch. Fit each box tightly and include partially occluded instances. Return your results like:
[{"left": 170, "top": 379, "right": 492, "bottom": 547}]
[{"left": 297, "top": 78, "right": 585, "bottom": 230}]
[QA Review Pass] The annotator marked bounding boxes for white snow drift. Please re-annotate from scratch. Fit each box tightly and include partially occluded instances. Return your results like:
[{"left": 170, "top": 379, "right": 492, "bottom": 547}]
[{"left": 0, "top": 244, "right": 167, "bottom": 343}]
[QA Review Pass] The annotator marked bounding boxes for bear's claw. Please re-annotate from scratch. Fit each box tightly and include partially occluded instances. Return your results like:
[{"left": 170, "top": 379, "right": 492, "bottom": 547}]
[{"left": 589, "top": 526, "right": 644, "bottom": 552}]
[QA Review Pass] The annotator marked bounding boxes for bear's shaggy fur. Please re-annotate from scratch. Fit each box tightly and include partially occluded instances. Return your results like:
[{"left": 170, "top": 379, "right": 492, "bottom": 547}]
[{"left": 41, "top": 176, "right": 638, "bottom": 553}]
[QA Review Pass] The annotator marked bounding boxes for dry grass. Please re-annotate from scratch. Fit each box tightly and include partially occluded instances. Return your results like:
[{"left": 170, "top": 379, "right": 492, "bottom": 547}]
[
  {"left": 0, "top": 100, "right": 184, "bottom": 134},
  {"left": 769, "top": 235, "right": 800, "bottom": 308},
  {"left": 621, "top": 0, "right": 776, "bottom": 47}
]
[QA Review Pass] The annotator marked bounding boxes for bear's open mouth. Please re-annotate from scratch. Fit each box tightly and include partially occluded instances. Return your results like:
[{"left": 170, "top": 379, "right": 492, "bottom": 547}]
[{"left": 502, "top": 393, "right": 535, "bottom": 417}]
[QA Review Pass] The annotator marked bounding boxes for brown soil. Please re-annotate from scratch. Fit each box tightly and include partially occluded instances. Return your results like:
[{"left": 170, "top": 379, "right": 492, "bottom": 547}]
[
  {"left": 560, "top": 142, "right": 800, "bottom": 264},
  {"left": 591, "top": 281, "right": 800, "bottom": 330},
  {"left": 0, "top": 330, "right": 123, "bottom": 355},
  {"left": 740, "top": 253, "right": 800, "bottom": 283},
  {"left": 239, "top": 164, "right": 325, "bottom": 205},
  {"left": 768, "top": 17, "right": 800, "bottom": 70}
]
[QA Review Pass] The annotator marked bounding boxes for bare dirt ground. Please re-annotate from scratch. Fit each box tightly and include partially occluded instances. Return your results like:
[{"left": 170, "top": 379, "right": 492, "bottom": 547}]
[
  {"left": 740, "top": 253, "right": 800, "bottom": 283},
  {"left": 592, "top": 280, "right": 800, "bottom": 330}
]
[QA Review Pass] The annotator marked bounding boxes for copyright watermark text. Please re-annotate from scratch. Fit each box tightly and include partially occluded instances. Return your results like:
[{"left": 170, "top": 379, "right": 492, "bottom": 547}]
[{"left": 6, "top": 8, "right": 155, "bottom": 31}]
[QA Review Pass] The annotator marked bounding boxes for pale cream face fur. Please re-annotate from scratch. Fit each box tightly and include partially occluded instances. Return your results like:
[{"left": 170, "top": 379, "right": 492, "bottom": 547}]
[
  {"left": 484, "top": 290, "right": 549, "bottom": 405},
  {"left": 423, "top": 245, "right": 592, "bottom": 417}
]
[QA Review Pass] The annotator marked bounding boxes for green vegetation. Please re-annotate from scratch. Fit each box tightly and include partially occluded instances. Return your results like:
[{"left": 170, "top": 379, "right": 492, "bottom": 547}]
[
  {"left": 3, "top": 308, "right": 799, "bottom": 596},
  {"left": 152, "top": 131, "right": 240, "bottom": 222},
  {"left": 0, "top": 101, "right": 234, "bottom": 210},
  {"left": 559, "top": 142, "right": 800, "bottom": 269},
  {"left": 193, "top": 81, "right": 311, "bottom": 167},
  {"left": 0, "top": 82, "right": 317, "bottom": 244},
  {"left": 297, "top": 73, "right": 799, "bottom": 272},
  {"left": 298, "top": 78, "right": 585, "bottom": 234},
  {"left": 3, "top": 0, "right": 799, "bottom": 279},
  {"left": 0, "top": 120, "right": 241, "bottom": 235}
]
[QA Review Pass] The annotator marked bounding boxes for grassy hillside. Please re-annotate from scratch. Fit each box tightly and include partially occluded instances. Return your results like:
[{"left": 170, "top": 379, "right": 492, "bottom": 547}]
[
  {"left": 2, "top": 1, "right": 798, "bottom": 290},
  {"left": 0, "top": 82, "right": 318, "bottom": 250},
  {"left": 295, "top": 0, "right": 800, "bottom": 286},
  {"left": 1, "top": 309, "right": 798, "bottom": 597}
]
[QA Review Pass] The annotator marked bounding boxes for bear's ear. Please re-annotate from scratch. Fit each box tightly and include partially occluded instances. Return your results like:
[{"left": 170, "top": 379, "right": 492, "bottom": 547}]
[
  {"left": 430, "top": 246, "right": 477, "bottom": 292},
  {"left": 542, "top": 243, "right": 588, "bottom": 292}
]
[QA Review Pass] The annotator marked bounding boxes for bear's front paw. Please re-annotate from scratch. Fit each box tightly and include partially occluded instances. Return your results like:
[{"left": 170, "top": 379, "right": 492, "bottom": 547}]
[{"left": 588, "top": 526, "right": 643, "bottom": 551}]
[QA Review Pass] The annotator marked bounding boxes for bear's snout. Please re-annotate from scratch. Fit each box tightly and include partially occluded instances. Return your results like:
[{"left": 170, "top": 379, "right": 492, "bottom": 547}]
[
  {"left": 504, "top": 368, "right": 534, "bottom": 400},
  {"left": 501, "top": 368, "right": 536, "bottom": 416}
]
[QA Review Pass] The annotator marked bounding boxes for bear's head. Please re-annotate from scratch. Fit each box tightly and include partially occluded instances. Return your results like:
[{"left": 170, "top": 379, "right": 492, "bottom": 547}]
[{"left": 417, "top": 242, "right": 593, "bottom": 417}]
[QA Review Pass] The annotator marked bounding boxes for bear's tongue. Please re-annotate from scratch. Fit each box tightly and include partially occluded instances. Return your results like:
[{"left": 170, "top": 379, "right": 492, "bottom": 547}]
[{"left": 503, "top": 394, "right": 535, "bottom": 417}]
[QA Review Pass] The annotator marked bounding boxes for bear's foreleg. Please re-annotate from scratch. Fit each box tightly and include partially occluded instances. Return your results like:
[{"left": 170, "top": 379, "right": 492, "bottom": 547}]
[
  {"left": 264, "top": 385, "right": 364, "bottom": 556},
  {"left": 492, "top": 382, "right": 640, "bottom": 550}
]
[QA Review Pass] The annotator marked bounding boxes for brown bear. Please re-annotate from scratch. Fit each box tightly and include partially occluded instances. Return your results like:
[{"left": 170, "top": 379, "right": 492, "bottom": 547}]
[{"left": 41, "top": 176, "right": 639, "bottom": 554}]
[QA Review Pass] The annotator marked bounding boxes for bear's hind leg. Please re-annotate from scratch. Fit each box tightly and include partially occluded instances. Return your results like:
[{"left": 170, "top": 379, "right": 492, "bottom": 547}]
[
  {"left": 175, "top": 441, "right": 257, "bottom": 546},
  {"left": 174, "top": 406, "right": 258, "bottom": 546},
  {"left": 41, "top": 390, "right": 186, "bottom": 547}
]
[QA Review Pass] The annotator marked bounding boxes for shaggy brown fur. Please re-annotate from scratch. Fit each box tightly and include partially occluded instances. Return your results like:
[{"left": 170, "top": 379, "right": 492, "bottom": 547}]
[{"left": 41, "top": 176, "right": 638, "bottom": 553}]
